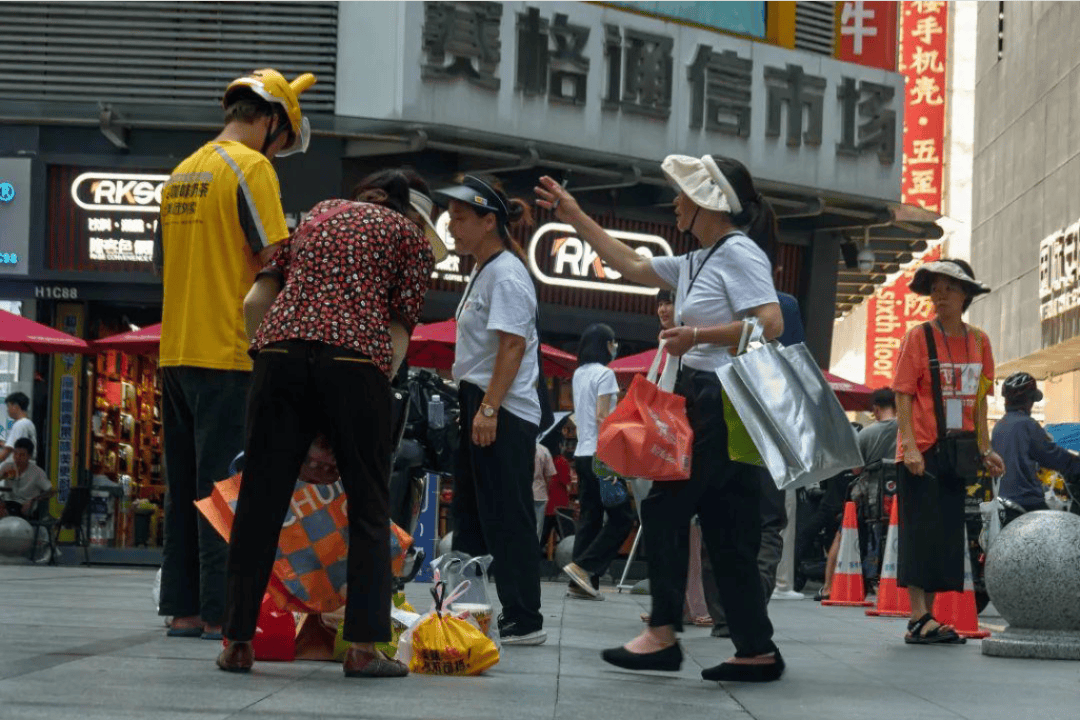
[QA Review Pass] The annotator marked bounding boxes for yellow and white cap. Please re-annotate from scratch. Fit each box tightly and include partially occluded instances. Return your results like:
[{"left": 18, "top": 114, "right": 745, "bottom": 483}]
[{"left": 223, "top": 69, "right": 317, "bottom": 157}]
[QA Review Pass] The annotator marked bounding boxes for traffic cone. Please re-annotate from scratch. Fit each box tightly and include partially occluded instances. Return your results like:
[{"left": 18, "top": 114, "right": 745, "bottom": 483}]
[
  {"left": 822, "top": 501, "right": 873, "bottom": 607},
  {"left": 866, "top": 500, "right": 911, "bottom": 617},
  {"left": 932, "top": 526, "right": 990, "bottom": 639}
]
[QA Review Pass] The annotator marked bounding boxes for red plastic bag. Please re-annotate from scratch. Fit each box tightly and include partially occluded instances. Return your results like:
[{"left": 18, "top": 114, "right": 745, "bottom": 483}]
[
  {"left": 595, "top": 374, "right": 693, "bottom": 481},
  {"left": 252, "top": 593, "right": 296, "bottom": 661}
]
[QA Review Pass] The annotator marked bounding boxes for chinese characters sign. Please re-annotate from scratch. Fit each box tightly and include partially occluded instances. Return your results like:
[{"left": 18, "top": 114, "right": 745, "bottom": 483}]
[
  {"left": 899, "top": 1, "right": 947, "bottom": 213},
  {"left": 69, "top": 172, "right": 166, "bottom": 264},
  {"left": 339, "top": 1, "right": 905, "bottom": 202},
  {"left": 49, "top": 303, "right": 84, "bottom": 509},
  {"left": 1039, "top": 222, "right": 1080, "bottom": 322},
  {"left": 838, "top": 2, "right": 898, "bottom": 72},
  {"left": 865, "top": 247, "right": 941, "bottom": 388}
]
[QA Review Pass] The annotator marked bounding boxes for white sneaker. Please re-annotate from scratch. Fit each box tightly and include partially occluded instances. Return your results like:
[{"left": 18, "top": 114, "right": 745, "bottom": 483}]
[
  {"left": 772, "top": 589, "right": 806, "bottom": 601},
  {"left": 562, "top": 562, "right": 601, "bottom": 598},
  {"left": 500, "top": 628, "right": 547, "bottom": 646}
]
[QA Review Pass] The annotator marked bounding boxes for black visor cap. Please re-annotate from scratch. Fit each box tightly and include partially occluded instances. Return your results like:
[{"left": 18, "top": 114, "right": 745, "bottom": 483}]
[{"left": 432, "top": 176, "right": 509, "bottom": 222}]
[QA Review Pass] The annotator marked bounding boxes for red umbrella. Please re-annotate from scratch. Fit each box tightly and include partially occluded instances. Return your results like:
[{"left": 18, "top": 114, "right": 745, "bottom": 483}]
[
  {"left": 823, "top": 370, "right": 875, "bottom": 412},
  {"left": 0, "top": 309, "right": 93, "bottom": 354},
  {"left": 408, "top": 319, "right": 577, "bottom": 379},
  {"left": 610, "top": 348, "right": 664, "bottom": 383},
  {"left": 93, "top": 323, "right": 161, "bottom": 355}
]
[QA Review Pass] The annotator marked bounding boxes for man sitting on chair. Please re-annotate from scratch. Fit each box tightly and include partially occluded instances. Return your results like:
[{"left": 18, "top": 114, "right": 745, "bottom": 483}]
[{"left": 0, "top": 438, "right": 53, "bottom": 519}]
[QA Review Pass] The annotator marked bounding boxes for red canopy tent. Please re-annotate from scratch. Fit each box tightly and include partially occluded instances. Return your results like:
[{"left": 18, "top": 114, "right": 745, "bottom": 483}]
[
  {"left": 409, "top": 319, "right": 577, "bottom": 379},
  {"left": 92, "top": 323, "right": 162, "bottom": 355},
  {"left": 0, "top": 310, "right": 93, "bottom": 354},
  {"left": 609, "top": 346, "right": 875, "bottom": 411}
]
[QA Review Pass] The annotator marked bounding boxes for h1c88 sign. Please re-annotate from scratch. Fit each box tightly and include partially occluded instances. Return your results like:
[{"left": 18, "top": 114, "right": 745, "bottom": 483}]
[{"left": 431, "top": 213, "right": 673, "bottom": 295}]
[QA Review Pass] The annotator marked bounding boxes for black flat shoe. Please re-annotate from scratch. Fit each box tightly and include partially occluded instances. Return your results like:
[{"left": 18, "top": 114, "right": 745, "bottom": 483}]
[
  {"left": 601, "top": 642, "right": 682, "bottom": 671},
  {"left": 701, "top": 649, "right": 784, "bottom": 683}
]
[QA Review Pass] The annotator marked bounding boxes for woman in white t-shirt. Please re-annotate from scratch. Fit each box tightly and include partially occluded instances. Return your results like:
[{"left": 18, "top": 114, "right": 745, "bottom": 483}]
[
  {"left": 536, "top": 155, "right": 786, "bottom": 682},
  {"left": 434, "top": 174, "right": 546, "bottom": 647},
  {"left": 562, "top": 323, "right": 635, "bottom": 600}
]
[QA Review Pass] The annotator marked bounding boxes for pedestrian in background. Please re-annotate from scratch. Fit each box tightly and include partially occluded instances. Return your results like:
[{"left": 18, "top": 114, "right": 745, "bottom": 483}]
[
  {"left": 563, "top": 323, "right": 634, "bottom": 601},
  {"left": 436, "top": 174, "right": 547, "bottom": 646},
  {"left": 216, "top": 168, "right": 439, "bottom": 675},
  {"left": 154, "top": 69, "right": 315, "bottom": 641},
  {"left": 537, "top": 153, "right": 786, "bottom": 682},
  {"left": 533, "top": 441, "right": 555, "bottom": 539},
  {"left": 893, "top": 259, "right": 1004, "bottom": 644}
]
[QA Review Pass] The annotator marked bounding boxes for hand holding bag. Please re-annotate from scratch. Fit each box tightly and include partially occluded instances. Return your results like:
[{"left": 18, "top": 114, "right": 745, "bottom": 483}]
[
  {"left": 716, "top": 318, "right": 864, "bottom": 490},
  {"left": 595, "top": 344, "right": 693, "bottom": 481}
]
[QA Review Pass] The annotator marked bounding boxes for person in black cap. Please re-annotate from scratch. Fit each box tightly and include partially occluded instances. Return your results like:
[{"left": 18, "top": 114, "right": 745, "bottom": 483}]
[
  {"left": 434, "top": 174, "right": 547, "bottom": 646},
  {"left": 893, "top": 258, "right": 1004, "bottom": 645},
  {"left": 992, "top": 372, "right": 1080, "bottom": 525}
]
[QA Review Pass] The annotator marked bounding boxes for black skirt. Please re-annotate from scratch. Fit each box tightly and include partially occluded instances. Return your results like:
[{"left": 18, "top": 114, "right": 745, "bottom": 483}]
[{"left": 896, "top": 443, "right": 966, "bottom": 593}]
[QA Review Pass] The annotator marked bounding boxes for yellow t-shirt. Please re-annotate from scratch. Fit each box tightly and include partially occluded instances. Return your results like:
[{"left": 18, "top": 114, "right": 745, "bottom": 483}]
[{"left": 157, "top": 141, "right": 288, "bottom": 371}]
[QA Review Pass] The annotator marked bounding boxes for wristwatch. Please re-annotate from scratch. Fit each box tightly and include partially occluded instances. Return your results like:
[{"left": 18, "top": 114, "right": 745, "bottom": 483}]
[{"left": 480, "top": 403, "right": 497, "bottom": 418}]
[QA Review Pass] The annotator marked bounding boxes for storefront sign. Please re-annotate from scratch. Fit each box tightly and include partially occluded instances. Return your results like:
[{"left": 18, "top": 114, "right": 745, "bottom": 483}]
[
  {"left": 607, "top": 2, "right": 766, "bottom": 39},
  {"left": 67, "top": 171, "right": 168, "bottom": 264},
  {"left": 49, "top": 303, "right": 85, "bottom": 513},
  {"left": 838, "top": 1, "right": 898, "bottom": 71},
  {"left": 338, "top": 1, "right": 905, "bottom": 201},
  {"left": 1039, "top": 223, "right": 1080, "bottom": 321},
  {"left": 429, "top": 213, "right": 671, "bottom": 295},
  {"left": 899, "top": 1, "right": 947, "bottom": 213},
  {"left": 864, "top": 247, "right": 941, "bottom": 388},
  {"left": 0, "top": 158, "right": 32, "bottom": 276}
]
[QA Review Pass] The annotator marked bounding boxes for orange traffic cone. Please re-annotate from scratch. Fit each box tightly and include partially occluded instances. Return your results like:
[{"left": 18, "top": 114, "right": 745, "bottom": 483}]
[
  {"left": 933, "top": 526, "right": 990, "bottom": 639},
  {"left": 822, "top": 501, "right": 873, "bottom": 607},
  {"left": 866, "top": 500, "right": 911, "bottom": 617}
]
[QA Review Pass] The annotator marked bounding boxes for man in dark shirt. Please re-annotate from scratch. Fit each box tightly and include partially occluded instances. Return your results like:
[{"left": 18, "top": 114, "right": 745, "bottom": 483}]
[{"left": 991, "top": 372, "right": 1080, "bottom": 525}]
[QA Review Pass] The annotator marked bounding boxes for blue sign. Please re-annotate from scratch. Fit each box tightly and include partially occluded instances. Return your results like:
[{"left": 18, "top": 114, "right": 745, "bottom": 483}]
[
  {"left": 411, "top": 472, "right": 443, "bottom": 583},
  {"left": 0, "top": 182, "right": 14, "bottom": 203},
  {"left": 610, "top": 1, "right": 767, "bottom": 39}
]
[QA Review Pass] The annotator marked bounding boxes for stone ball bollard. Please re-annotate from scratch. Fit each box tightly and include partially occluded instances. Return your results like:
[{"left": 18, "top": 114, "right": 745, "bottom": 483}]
[
  {"left": 982, "top": 511, "right": 1080, "bottom": 660},
  {"left": 0, "top": 515, "right": 34, "bottom": 557}
]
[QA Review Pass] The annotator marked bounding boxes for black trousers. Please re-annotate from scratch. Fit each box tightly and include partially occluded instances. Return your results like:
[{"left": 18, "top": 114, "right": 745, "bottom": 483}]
[
  {"left": 641, "top": 368, "right": 776, "bottom": 657},
  {"left": 452, "top": 381, "right": 543, "bottom": 631},
  {"left": 159, "top": 365, "right": 249, "bottom": 625},
  {"left": 896, "top": 444, "right": 965, "bottom": 593},
  {"left": 704, "top": 467, "right": 786, "bottom": 626},
  {"left": 222, "top": 341, "right": 393, "bottom": 643},
  {"left": 572, "top": 456, "right": 635, "bottom": 579}
]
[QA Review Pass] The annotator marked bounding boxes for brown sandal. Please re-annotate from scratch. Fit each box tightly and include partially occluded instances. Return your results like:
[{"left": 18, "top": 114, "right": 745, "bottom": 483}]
[{"left": 343, "top": 647, "right": 409, "bottom": 677}]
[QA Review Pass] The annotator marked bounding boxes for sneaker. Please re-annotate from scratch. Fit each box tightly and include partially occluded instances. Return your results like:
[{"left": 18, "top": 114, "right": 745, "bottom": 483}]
[
  {"left": 562, "top": 562, "right": 600, "bottom": 598},
  {"left": 771, "top": 589, "right": 806, "bottom": 601},
  {"left": 499, "top": 624, "right": 547, "bottom": 646},
  {"left": 566, "top": 584, "right": 605, "bottom": 601}
]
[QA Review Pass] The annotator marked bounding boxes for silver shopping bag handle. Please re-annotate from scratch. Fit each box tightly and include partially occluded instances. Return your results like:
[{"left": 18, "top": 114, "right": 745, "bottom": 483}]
[{"left": 736, "top": 316, "right": 765, "bottom": 355}]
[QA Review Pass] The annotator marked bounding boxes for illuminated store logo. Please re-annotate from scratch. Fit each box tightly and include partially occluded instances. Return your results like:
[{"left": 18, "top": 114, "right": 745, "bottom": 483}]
[
  {"left": 528, "top": 223, "right": 672, "bottom": 295},
  {"left": 0, "top": 182, "right": 14, "bottom": 203},
  {"left": 70, "top": 172, "right": 169, "bottom": 213}
]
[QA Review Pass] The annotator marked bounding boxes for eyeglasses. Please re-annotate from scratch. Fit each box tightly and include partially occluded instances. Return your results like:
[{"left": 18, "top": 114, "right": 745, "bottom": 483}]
[{"left": 609, "top": 341, "right": 619, "bottom": 354}]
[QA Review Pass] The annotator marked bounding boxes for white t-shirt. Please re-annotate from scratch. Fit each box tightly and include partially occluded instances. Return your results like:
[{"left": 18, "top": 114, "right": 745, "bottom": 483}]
[
  {"left": 651, "top": 233, "right": 777, "bottom": 372},
  {"left": 572, "top": 363, "right": 620, "bottom": 457},
  {"left": 453, "top": 252, "right": 542, "bottom": 426},
  {"left": 0, "top": 460, "right": 51, "bottom": 505},
  {"left": 4, "top": 417, "right": 37, "bottom": 461},
  {"left": 533, "top": 443, "right": 555, "bottom": 502}
]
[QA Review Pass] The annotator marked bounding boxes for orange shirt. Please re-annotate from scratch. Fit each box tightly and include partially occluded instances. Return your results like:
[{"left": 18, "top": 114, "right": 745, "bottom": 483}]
[{"left": 892, "top": 322, "right": 994, "bottom": 460}]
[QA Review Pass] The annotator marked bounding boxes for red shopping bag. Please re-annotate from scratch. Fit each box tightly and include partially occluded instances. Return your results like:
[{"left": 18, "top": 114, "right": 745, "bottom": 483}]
[{"left": 595, "top": 373, "right": 693, "bottom": 481}]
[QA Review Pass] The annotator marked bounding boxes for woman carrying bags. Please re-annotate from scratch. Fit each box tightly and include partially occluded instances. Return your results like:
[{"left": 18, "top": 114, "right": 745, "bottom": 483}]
[
  {"left": 435, "top": 174, "right": 547, "bottom": 647},
  {"left": 892, "top": 259, "right": 1004, "bottom": 644},
  {"left": 536, "top": 154, "right": 785, "bottom": 683},
  {"left": 563, "top": 323, "right": 635, "bottom": 600}
]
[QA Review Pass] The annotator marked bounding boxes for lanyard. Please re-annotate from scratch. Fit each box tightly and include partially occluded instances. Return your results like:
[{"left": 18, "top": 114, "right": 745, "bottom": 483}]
[
  {"left": 456, "top": 251, "right": 505, "bottom": 321},
  {"left": 934, "top": 320, "right": 970, "bottom": 394},
  {"left": 679, "top": 232, "right": 738, "bottom": 326}
]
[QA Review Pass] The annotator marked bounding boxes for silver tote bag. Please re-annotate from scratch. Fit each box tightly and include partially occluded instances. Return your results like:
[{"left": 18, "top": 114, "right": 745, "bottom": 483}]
[{"left": 716, "top": 324, "right": 863, "bottom": 491}]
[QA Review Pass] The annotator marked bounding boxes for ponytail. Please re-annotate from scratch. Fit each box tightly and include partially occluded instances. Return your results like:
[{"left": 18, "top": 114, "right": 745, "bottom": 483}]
[{"left": 713, "top": 157, "right": 777, "bottom": 262}]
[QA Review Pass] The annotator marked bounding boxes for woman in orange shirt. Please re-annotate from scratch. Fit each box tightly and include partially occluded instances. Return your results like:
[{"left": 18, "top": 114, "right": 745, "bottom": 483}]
[{"left": 892, "top": 259, "right": 1004, "bottom": 645}]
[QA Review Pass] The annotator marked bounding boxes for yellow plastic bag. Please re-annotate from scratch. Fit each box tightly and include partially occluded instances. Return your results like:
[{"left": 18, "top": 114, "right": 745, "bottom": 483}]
[{"left": 396, "top": 581, "right": 499, "bottom": 676}]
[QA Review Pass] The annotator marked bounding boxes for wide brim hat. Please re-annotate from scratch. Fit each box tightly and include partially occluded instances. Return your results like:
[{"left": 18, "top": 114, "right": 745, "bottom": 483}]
[
  {"left": 909, "top": 260, "right": 991, "bottom": 296},
  {"left": 408, "top": 190, "right": 448, "bottom": 262},
  {"left": 661, "top": 154, "right": 742, "bottom": 214},
  {"left": 432, "top": 175, "right": 510, "bottom": 222}
]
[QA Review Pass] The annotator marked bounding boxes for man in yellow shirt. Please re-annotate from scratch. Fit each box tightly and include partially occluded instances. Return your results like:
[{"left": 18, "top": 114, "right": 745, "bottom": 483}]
[{"left": 154, "top": 69, "right": 315, "bottom": 640}]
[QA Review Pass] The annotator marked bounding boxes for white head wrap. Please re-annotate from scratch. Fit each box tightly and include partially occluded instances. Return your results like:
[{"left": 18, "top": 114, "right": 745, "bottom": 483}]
[{"left": 661, "top": 154, "right": 743, "bottom": 215}]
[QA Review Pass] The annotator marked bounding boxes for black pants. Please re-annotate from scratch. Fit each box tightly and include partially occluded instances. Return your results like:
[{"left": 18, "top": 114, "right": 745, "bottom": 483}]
[
  {"left": 222, "top": 341, "right": 393, "bottom": 643},
  {"left": 1002, "top": 499, "right": 1048, "bottom": 527},
  {"left": 704, "top": 467, "right": 786, "bottom": 626},
  {"left": 572, "top": 456, "right": 635, "bottom": 580},
  {"left": 641, "top": 368, "right": 776, "bottom": 657},
  {"left": 896, "top": 444, "right": 966, "bottom": 593},
  {"left": 452, "top": 381, "right": 543, "bottom": 632},
  {"left": 159, "top": 365, "right": 249, "bottom": 625}
]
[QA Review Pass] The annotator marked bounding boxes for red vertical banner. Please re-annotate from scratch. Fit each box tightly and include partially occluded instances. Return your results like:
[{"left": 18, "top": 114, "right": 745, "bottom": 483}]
[
  {"left": 899, "top": 1, "right": 948, "bottom": 211},
  {"left": 838, "top": 1, "right": 899, "bottom": 71},
  {"left": 865, "top": 247, "right": 941, "bottom": 388}
]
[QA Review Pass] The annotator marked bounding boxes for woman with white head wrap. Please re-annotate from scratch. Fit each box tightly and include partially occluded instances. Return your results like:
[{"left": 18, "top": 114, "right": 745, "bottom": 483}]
[{"left": 536, "top": 156, "right": 785, "bottom": 683}]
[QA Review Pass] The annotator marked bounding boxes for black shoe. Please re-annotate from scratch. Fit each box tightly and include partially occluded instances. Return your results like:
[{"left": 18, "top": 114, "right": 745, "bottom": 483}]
[
  {"left": 601, "top": 642, "right": 682, "bottom": 671},
  {"left": 701, "top": 649, "right": 784, "bottom": 683},
  {"left": 711, "top": 624, "right": 731, "bottom": 638}
]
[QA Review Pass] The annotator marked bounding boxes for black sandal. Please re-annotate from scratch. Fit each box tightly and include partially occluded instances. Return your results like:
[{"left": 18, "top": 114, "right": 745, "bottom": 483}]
[{"left": 904, "top": 613, "right": 966, "bottom": 645}]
